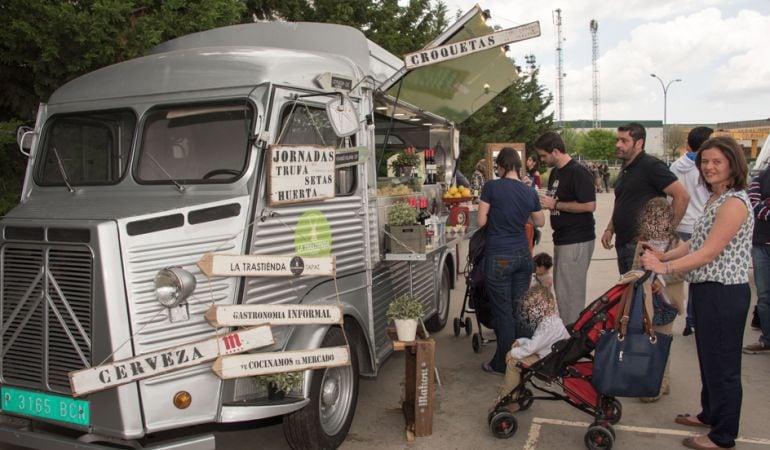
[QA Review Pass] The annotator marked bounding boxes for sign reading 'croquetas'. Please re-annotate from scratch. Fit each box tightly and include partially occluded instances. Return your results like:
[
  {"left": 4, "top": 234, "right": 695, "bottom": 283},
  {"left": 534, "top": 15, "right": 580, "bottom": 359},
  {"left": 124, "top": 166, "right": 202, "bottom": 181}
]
[{"left": 403, "top": 21, "right": 541, "bottom": 70}]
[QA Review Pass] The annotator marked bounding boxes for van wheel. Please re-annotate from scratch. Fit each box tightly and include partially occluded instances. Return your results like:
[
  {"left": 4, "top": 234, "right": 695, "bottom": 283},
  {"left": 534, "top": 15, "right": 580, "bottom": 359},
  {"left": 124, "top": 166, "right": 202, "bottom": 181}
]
[
  {"left": 425, "top": 264, "right": 451, "bottom": 332},
  {"left": 283, "top": 327, "right": 359, "bottom": 449}
]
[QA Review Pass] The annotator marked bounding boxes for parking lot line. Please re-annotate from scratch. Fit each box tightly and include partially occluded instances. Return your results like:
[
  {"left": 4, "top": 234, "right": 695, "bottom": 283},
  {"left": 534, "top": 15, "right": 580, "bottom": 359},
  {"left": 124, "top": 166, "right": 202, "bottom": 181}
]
[{"left": 523, "top": 417, "right": 770, "bottom": 449}]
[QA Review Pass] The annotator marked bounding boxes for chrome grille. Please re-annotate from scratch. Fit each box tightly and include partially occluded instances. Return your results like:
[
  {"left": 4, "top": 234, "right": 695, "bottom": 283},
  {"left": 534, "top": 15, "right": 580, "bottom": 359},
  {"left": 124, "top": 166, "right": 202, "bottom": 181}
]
[{"left": 1, "top": 244, "right": 93, "bottom": 393}]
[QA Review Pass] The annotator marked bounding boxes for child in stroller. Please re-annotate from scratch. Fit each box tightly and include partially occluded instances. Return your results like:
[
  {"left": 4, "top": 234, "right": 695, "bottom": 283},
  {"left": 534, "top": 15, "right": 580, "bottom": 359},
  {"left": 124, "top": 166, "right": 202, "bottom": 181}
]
[
  {"left": 490, "top": 285, "right": 568, "bottom": 409},
  {"left": 487, "top": 271, "right": 644, "bottom": 450}
]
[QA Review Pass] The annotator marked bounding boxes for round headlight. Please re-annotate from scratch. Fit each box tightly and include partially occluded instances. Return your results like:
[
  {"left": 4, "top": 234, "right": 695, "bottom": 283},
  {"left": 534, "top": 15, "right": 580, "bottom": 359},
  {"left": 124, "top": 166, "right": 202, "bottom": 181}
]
[{"left": 154, "top": 267, "right": 196, "bottom": 307}]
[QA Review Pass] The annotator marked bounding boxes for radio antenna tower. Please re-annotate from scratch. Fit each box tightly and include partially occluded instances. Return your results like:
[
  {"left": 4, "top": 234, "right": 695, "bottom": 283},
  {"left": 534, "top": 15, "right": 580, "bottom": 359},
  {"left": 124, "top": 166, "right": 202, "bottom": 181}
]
[
  {"left": 590, "top": 19, "right": 600, "bottom": 128},
  {"left": 553, "top": 9, "right": 565, "bottom": 125}
]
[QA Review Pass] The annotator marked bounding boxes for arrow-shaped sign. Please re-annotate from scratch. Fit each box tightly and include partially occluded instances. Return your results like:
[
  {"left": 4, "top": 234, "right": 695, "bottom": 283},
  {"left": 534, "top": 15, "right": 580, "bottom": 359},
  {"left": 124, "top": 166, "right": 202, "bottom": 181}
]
[
  {"left": 69, "top": 325, "right": 274, "bottom": 397},
  {"left": 212, "top": 346, "right": 350, "bottom": 380},
  {"left": 404, "top": 21, "right": 541, "bottom": 70},
  {"left": 205, "top": 304, "right": 343, "bottom": 328}
]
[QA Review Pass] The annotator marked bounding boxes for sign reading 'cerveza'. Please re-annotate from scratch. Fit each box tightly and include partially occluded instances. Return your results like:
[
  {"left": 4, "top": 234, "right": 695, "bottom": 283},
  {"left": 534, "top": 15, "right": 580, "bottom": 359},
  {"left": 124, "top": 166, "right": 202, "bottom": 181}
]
[
  {"left": 205, "top": 304, "right": 343, "bottom": 328},
  {"left": 212, "top": 346, "right": 350, "bottom": 379},
  {"left": 268, "top": 144, "right": 336, "bottom": 206},
  {"left": 69, "top": 326, "right": 274, "bottom": 397},
  {"left": 197, "top": 254, "right": 336, "bottom": 278},
  {"left": 404, "top": 21, "right": 541, "bottom": 70}
]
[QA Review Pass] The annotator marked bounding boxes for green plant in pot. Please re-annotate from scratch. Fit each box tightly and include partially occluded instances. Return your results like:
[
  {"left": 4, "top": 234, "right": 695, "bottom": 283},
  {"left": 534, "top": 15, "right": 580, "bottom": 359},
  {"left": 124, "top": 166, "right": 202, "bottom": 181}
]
[
  {"left": 387, "top": 201, "right": 418, "bottom": 227},
  {"left": 390, "top": 149, "right": 421, "bottom": 177},
  {"left": 386, "top": 294, "right": 424, "bottom": 341},
  {"left": 255, "top": 371, "right": 303, "bottom": 401}
]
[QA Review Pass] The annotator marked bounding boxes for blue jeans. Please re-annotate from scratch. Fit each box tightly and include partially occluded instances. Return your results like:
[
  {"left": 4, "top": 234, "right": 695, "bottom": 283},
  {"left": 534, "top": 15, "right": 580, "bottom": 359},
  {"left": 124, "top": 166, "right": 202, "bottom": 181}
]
[
  {"left": 678, "top": 232, "right": 694, "bottom": 328},
  {"left": 616, "top": 241, "right": 637, "bottom": 275},
  {"left": 752, "top": 244, "right": 770, "bottom": 345},
  {"left": 484, "top": 249, "right": 534, "bottom": 373}
]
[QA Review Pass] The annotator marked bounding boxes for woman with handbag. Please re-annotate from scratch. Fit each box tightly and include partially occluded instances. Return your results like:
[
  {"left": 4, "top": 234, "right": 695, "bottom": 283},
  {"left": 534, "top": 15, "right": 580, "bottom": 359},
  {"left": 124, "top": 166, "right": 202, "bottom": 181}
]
[
  {"left": 478, "top": 147, "right": 545, "bottom": 375},
  {"left": 641, "top": 136, "right": 752, "bottom": 450}
]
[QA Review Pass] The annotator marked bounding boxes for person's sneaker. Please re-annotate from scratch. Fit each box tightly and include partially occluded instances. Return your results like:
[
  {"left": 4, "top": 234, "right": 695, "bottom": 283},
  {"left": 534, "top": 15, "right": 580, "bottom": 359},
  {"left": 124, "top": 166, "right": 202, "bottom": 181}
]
[
  {"left": 743, "top": 341, "right": 770, "bottom": 354},
  {"left": 682, "top": 325, "right": 694, "bottom": 336}
]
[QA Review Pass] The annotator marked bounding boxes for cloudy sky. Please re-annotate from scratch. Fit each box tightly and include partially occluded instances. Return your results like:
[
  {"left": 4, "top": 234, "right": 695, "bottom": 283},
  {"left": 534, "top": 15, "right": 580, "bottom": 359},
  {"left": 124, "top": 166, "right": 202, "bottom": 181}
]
[{"left": 442, "top": 0, "right": 770, "bottom": 125}]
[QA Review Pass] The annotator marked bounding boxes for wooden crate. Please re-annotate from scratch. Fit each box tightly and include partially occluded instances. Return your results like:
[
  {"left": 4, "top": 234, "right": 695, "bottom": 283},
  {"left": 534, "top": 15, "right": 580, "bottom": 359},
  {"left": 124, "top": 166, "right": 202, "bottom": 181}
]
[{"left": 385, "top": 224, "right": 426, "bottom": 253}]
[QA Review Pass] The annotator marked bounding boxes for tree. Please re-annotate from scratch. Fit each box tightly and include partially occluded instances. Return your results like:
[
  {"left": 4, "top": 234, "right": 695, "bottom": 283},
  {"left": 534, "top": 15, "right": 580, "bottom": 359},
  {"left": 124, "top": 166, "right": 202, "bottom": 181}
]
[
  {"left": 666, "top": 126, "right": 689, "bottom": 158},
  {"left": 575, "top": 128, "right": 616, "bottom": 161},
  {"left": 244, "top": 0, "right": 449, "bottom": 55},
  {"left": 457, "top": 68, "right": 554, "bottom": 176},
  {"left": 0, "top": 0, "right": 247, "bottom": 215}
]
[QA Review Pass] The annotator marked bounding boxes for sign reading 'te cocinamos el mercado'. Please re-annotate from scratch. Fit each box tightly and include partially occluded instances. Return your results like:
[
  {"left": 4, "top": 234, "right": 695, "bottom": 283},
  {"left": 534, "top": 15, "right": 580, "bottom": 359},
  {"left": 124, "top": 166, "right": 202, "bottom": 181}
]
[
  {"left": 268, "top": 145, "right": 336, "bottom": 206},
  {"left": 69, "top": 325, "right": 274, "bottom": 397},
  {"left": 213, "top": 346, "right": 350, "bottom": 379}
]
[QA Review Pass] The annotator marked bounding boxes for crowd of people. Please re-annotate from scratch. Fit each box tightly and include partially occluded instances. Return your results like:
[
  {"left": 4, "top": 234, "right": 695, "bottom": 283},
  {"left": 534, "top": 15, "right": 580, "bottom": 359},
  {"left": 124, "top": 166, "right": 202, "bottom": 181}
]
[{"left": 474, "top": 123, "right": 765, "bottom": 450}]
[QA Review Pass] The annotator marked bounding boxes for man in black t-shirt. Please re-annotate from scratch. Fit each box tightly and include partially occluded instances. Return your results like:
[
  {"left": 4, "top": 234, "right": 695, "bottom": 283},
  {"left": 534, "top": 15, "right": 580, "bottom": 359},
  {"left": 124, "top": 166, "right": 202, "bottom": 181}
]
[
  {"left": 535, "top": 132, "right": 596, "bottom": 323},
  {"left": 601, "top": 123, "right": 690, "bottom": 274}
]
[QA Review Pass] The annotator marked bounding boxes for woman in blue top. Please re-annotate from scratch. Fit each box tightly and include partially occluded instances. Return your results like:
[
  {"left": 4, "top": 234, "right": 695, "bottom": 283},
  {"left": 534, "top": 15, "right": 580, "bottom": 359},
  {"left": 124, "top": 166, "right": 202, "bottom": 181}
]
[
  {"left": 478, "top": 147, "right": 545, "bottom": 374},
  {"left": 642, "top": 137, "right": 752, "bottom": 450}
]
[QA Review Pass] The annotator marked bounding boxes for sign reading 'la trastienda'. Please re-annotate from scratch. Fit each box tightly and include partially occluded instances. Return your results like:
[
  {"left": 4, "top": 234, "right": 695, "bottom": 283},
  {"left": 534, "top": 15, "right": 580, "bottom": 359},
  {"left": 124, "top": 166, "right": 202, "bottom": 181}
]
[{"left": 268, "top": 145, "right": 336, "bottom": 206}]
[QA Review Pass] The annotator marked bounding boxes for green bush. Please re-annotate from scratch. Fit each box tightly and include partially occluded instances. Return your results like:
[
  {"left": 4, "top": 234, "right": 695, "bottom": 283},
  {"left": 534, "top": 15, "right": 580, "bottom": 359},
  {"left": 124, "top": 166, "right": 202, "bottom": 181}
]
[{"left": 387, "top": 201, "right": 418, "bottom": 226}]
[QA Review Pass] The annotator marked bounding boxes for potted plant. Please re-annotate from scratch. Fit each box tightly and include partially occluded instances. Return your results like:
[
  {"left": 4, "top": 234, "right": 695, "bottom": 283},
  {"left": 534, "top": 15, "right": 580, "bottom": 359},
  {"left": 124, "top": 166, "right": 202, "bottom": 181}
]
[
  {"left": 255, "top": 371, "right": 303, "bottom": 401},
  {"left": 386, "top": 294, "right": 425, "bottom": 341},
  {"left": 390, "top": 147, "right": 421, "bottom": 177},
  {"left": 385, "top": 201, "right": 424, "bottom": 253}
]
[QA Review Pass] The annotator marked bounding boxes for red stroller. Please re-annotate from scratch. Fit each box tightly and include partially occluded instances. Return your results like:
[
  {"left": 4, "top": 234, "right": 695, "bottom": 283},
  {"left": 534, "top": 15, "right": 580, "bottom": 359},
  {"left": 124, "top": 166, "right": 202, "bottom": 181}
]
[{"left": 487, "top": 272, "right": 648, "bottom": 450}]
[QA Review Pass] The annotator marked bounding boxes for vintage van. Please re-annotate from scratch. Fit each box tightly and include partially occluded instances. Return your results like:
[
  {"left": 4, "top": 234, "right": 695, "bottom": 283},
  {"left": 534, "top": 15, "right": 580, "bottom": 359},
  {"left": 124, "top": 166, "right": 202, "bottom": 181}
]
[{"left": 1, "top": 8, "right": 521, "bottom": 449}]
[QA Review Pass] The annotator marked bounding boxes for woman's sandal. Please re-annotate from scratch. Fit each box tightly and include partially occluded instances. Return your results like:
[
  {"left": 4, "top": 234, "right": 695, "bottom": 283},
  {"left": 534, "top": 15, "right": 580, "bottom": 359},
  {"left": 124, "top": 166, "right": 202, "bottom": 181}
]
[{"left": 675, "top": 414, "right": 710, "bottom": 428}]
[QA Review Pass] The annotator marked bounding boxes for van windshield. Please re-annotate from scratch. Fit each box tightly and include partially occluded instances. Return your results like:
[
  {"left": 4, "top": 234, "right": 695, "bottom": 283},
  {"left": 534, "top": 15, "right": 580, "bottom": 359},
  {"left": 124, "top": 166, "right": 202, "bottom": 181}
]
[
  {"left": 136, "top": 102, "right": 253, "bottom": 184},
  {"left": 36, "top": 110, "right": 135, "bottom": 186}
]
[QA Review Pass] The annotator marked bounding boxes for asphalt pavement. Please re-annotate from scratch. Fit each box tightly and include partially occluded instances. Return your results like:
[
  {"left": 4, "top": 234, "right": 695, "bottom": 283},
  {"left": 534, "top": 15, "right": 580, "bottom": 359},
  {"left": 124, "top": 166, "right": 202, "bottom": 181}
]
[{"left": 216, "top": 191, "right": 770, "bottom": 450}]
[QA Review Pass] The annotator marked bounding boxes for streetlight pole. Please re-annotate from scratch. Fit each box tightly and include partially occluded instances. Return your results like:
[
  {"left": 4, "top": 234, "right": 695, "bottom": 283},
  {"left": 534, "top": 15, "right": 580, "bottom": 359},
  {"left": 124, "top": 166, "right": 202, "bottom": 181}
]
[{"left": 650, "top": 74, "right": 682, "bottom": 161}]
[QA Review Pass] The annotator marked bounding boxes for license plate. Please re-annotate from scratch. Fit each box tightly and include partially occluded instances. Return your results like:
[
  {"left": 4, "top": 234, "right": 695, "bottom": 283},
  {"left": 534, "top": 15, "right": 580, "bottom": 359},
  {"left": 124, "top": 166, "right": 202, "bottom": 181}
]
[{"left": 1, "top": 386, "right": 89, "bottom": 426}]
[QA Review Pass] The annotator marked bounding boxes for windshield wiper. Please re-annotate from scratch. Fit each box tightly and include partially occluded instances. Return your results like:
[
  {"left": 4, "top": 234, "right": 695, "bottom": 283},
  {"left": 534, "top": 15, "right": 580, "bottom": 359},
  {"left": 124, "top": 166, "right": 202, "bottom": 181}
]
[
  {"left": 146, "top": 152, "right": 186, "bottom": 192},
  {"left": 52, "top": 147, "right": 76, "bottom": 193}
]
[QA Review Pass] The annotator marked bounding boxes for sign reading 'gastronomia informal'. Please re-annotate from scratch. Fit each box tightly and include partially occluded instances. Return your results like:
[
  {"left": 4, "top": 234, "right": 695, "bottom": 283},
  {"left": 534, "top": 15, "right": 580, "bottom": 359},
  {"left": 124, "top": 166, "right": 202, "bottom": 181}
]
[
  {"left": 69, "top": 326, "right": 274, "bottom": 397},
  {"left": 212, "top": 346, "right": 350, "bottom": 379},
  {"left": 205, "top": 304, "right": 343, "bottom": 328},
  {"left": 268, "top": 145, "right": 336, "bottom": 206}
]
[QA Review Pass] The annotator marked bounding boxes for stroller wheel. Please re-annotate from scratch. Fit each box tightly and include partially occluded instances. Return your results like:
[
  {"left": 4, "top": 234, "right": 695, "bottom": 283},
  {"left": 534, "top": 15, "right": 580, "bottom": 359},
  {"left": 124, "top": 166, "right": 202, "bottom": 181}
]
[
  {"left": 584, "top": 425, "right": 614, "bottom": 450},
  {"left": 489, "top": 411, "right": 518, "bottom": 439},
  {"left": 464, "top": 317, "right": 473, "bottom": 335},
  {"left": 518, "top": 388, "right": 534, "bottom": 411},
  {"left": 472, "top": 333, "right": 481, "bottom": 353},
  {"left": 453, "top": 318, "right": 462, "bottom": 336},
  {"left": 603, "top": 398, "right": 622, "bottom": 425}
]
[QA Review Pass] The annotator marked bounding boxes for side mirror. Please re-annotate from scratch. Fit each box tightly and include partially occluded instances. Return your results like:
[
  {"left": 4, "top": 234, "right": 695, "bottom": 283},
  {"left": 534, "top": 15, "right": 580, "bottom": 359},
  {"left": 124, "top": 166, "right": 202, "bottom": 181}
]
[
  {"left": 16, "top": 125, "right": 35, "bottom": 157},
  {"left": 326, "top": 95, "right": 360, "bottom": 137}
]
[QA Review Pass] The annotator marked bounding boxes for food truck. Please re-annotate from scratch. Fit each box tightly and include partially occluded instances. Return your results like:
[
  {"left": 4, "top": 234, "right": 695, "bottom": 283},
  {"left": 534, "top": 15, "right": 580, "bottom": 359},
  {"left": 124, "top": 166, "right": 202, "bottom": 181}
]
[{"left": 0, "top": 7, "right": 530, "bottom": 449}]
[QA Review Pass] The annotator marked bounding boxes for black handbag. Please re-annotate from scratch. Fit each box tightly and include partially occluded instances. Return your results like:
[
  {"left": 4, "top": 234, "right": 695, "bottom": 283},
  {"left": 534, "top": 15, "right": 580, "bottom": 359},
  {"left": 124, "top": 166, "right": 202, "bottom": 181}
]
[{"left": 592, "top": 280, "right": 672, "bottom": 397}]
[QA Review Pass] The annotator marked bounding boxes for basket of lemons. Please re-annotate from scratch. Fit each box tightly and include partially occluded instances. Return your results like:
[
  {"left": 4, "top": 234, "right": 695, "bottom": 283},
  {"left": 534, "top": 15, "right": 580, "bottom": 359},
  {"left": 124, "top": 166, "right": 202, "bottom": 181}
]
[{"left": 442, "top": 185, "right": 472, "bottom": 203}]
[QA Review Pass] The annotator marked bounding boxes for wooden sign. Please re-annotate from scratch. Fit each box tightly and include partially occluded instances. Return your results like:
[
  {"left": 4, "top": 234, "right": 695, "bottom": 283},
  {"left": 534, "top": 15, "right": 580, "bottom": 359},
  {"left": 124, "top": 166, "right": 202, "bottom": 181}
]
[
  {"left": 404, "top": 21, "right": 541, "bottom": 70},
  {"left": 197, "top": 254, "right": 336, "bottom": 278},
  {"left": 335, "top": 146, "right": 370, "bottom": 168},
  {"left": 268, "top": 145, "right": 336, "bottom": 206},
  {"left": 69, "top": 326, "right": 274, "bottom": 397},
  {"left": 212, "top": 346, "right": 350, "bottom": 380},
  {"left": 205, "top": 304, "right": 343, "bottom": 328}
]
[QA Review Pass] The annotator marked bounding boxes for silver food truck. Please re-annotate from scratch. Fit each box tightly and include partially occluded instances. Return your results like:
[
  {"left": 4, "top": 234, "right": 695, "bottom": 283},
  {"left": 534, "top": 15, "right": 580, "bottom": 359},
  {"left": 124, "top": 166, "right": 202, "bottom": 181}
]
[{"left": 1, "top": 7, "right": 524, "bottom": 449}]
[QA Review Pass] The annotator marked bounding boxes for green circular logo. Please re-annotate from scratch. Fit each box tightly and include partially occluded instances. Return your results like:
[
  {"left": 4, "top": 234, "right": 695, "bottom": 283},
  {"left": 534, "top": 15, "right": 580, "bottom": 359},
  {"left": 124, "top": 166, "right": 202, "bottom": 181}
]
[{"left": 295, "top": 210, "right": 332, "bottom": 256}]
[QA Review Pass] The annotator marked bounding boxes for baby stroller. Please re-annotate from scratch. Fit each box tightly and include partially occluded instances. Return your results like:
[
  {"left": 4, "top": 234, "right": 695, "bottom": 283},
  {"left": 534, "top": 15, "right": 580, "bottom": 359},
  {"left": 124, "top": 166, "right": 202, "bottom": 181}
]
[
  {"left": 487, "top": 271, "right": 649, "bottom": 450},
  {"left": 452, "top": 226, "right": 495, "bottom": 352}
]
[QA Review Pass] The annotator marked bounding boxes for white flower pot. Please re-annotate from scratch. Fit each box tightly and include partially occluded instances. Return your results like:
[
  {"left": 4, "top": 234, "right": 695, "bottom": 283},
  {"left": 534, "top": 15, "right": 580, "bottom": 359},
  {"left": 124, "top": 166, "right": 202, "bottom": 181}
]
[{"left": 394, "top": 319, "right": 418, "bottom": 342}]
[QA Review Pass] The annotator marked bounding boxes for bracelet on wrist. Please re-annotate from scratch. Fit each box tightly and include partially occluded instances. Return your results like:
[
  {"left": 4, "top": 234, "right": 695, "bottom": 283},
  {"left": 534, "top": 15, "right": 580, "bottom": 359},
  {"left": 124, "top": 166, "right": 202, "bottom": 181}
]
[
  {"left": 554, "top": 200, "right": 559, "bottom": 210},
  {"left": 665, "top": 262, "right": 672, "bottom": 274}
]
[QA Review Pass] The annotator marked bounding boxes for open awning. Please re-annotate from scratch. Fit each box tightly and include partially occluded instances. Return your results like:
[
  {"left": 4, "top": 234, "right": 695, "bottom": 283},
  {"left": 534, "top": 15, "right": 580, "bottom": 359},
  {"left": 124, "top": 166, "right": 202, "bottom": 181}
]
[{"left": 378, "top": 5, "right": 522, "bottom": 124}]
